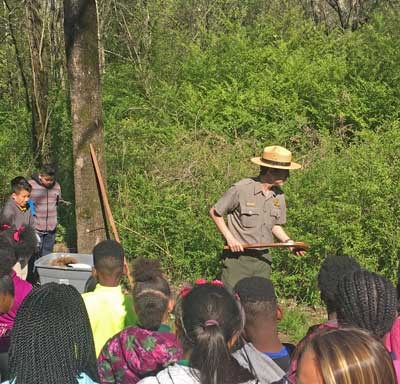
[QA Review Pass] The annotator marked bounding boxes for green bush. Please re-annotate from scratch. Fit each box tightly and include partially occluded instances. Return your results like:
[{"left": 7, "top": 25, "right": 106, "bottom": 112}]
[
  {"left": 2, "top": 2, "right": 400, "bottom": 305},
  {"left": 0, "top": 104, "right": 32, "bottom": 202},
  {"left": 273, "top": 123, "right": 400, "bottom": 301}
]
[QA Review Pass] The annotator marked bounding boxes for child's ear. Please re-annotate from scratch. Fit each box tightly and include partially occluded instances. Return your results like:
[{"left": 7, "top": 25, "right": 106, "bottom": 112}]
[
  {"left": 277, "top": 305, "right": 283, "bottom": 321},
  {"left": 91, "top": 266, "right": 98, "bottom": 278},
  {"left": 11, "top": 192, "right": 17, "bottom": 200},
  {"left": 175, "top": 319, "right": 183, "bottom": 338},
  {"left": 0, "top": 294, "right": 13, "bottom": 315},
  {"left": 167, "top": 299, "right": 174, "bottom": 313},
  {"left": 227, "top": 331, "right": 241, "bottom": 349}
]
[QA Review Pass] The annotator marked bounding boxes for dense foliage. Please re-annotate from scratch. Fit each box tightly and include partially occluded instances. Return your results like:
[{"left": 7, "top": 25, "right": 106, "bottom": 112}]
[{"left": 1, "top": 1, "right": 399, "bottom": 302}]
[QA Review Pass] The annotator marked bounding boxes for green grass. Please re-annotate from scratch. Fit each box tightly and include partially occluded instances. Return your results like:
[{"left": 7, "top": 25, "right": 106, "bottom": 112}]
[{"left": 278, "top": 301, "right": 325, "bottom": 343}]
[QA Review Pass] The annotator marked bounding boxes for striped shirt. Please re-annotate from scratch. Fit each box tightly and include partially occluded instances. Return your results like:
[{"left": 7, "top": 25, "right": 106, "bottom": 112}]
[{"left": 29, "top": 176, "right": 61, "bottom": 232}]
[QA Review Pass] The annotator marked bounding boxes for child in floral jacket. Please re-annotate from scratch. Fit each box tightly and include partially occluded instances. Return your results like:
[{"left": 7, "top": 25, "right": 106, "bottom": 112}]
[{"left": 97, "top": 258, "right": 182, "bottom": 384}]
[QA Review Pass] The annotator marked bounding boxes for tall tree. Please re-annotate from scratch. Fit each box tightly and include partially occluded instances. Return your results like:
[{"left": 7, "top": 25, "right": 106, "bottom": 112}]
[
  {"left": 64, "top": 0, "right": 106, "bottom": 252},
  {"left": 3, "top": 1, "right": 31, "bottom": 111},
  {"left": 299, "top": 0, "right": 382, "bottom": 30},
  {"left": 26, "top": 0, "right": 51, "bottom": 164}
]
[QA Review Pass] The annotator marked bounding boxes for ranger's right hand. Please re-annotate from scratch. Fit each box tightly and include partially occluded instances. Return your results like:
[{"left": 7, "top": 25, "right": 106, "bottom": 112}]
[{"left": 226, "top": 233, "right": 244, "bottom": 253}]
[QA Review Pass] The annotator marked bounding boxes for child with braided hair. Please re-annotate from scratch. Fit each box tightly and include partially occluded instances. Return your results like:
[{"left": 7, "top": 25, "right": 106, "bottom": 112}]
[
  {"left": 97, "top": 257, "right": 182, "bottom": 384},
  {"left": 138, "top": 282, "right": 257, "bottom": 384},
  {"left": 275, "top": 269, "right": 399, "bottom": 384},
  {"left": 314, "top": 255, "right": 361, "bottom": 331},
  {"left": 385, "top": 268, "right": 400, "bottom": 375},
  {"left": 6, "top": 283, "right": 98, "bottom": 384},
  {"left": 335, "top": 269, "right": 400, "bottom": 381},
  {"left": 285, "top": 256, "right": 361, "bottom": 383},
  {"left": 336, "top": 269, "right": 397, "bottom": 339},
  {"left": 4, "top": 283, "right": 99, "bottom": 384},
  {"left": 0, "top": 225, "right": 36, "bottom": 381}
]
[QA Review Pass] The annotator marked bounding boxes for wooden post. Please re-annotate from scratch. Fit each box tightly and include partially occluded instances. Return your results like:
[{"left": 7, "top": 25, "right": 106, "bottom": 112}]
[{"left": 90, "top": 143, "right": 132, "bottom": 284}]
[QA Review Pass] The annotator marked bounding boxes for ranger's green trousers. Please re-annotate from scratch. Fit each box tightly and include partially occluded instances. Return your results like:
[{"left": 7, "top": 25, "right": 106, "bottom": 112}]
[{"left": 221, "top": 251, "right": 272, "bottom": 292}]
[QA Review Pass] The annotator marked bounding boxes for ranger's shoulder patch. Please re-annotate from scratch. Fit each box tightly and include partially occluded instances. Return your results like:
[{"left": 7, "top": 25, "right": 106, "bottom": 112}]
[{"left": 233, "top": 178, "right": 255, "bottom": 187}]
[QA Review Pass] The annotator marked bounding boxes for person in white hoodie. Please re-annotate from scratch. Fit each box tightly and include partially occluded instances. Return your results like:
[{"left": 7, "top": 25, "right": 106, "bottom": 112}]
[{"left": 138, "top": 282, "right": 257, "bottom": 384}]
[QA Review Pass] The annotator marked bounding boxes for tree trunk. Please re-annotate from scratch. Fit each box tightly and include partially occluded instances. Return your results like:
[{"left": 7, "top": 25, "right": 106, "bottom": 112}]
[
  {"left": 64, "top": 0, "right": 106, "bottom": 253},
  {"left": 26, "top": 0, "right": 51, "bottom": 165},
  {"left": 3, "top": 0, "right": 31, "bottom": 112}
]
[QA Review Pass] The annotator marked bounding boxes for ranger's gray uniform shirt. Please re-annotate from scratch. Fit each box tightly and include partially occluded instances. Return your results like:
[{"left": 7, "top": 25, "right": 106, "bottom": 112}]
[{"left": 213, "top": 178, "right": 286, "bottom": 245}]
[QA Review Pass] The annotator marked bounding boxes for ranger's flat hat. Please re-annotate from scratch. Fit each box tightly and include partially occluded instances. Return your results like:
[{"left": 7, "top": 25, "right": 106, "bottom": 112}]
[{"left": 251, "top": 145, "right": 301, "bottom": 170}]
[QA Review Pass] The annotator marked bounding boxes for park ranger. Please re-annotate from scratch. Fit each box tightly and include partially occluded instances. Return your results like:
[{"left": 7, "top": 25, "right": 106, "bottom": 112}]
[{"left": 209, "top": 145, "right": 303, "bottom": 291}]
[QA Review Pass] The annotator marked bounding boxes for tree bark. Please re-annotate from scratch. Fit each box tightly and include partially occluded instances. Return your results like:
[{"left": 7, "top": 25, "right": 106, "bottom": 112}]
[
  {"left": 3, "top": 0, "right": 31, "bottom": 113},
  {"left": 26, "top": 0, "right": 51, "bottom": 164},
  {"left": 64, "top": 0, "right": 106, "bottom": 252}
]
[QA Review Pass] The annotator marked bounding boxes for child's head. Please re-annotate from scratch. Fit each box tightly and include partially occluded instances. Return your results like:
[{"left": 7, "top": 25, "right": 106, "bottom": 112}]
[
  {"left": 317, "top": 256, "right": 361, "bottom": 316},
  {"left": 177, "top": 283, "right": 247, "bottom": 384},
  {"left": 0, "top": 228, "right": 19, "bottom": 314},
  {"left": 296, "top": 327, "right": 397, "bottom": 384},
  {"left": 0, "top": 240, "right": 17, "bottom": 275},
  {"left": 0, "top": 274, "right": 14, "bottom": 314},
  {"left": 336, "top": 270, "right": 397, "bottom": 338},
  {"left": 92, "top": 240, "right": 124, "bottom": 286},
  {"left": 10, "top": 176, "right": 31, "bottom": 209},
  {"left": 9, "top": 283, "right": 98, "bottom": 384},
  {"left": 233, "top": 277, "right": 279, "bottom": 338},
  {"left": 132, "top": 257, "right": 171, "bottom": 330},
  {"left": 0, "top": 225, "right": 37, "bottom": 268},
  {"left": 39, "top": 164, "right": 57, "bottom": 188}
]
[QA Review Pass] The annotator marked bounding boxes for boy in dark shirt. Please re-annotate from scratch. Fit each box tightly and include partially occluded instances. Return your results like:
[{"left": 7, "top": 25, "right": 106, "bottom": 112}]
[
  {"left": 0, "top": 177, "right": 35, "bottom": 279},
  {"left": 233, "top": 277, "right": 294, "bottom": 382},
  {"left": 0, "top": 177, "right": 34, "bottom": 229}
]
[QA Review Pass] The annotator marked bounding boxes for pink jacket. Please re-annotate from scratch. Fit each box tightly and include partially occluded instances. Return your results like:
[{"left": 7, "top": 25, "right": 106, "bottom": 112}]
[{"left": 0, "top": 270, "right": 32, "bottom": 352}]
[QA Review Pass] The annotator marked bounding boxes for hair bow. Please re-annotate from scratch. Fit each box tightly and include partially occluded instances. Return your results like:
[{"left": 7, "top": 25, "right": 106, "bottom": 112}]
[
  {"left": 1, "top": 224, "right": 24, "bottom": 242},
  {"left": 181, "top": 279, "right": 225, "bottom": 298},
  {"left": 13, "top": 226, "right": 24, "bottom": 242}
]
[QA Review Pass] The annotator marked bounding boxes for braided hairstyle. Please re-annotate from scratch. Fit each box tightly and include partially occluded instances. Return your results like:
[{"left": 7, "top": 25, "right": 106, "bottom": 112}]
[
  {"left": 317, "top": 255, "right": 361, "bottom": 315},
  {"left": 178, "top": 283, "right": 253, "bottom": 384},
  {"left": 132, "top": 257, "right": 171, "bottom": 330},
  {"left": 8, "top": 283, "right": 99, "bottom": 384},
  {"left": 336, "top": 270, "right": 397, "bottom": 338}
]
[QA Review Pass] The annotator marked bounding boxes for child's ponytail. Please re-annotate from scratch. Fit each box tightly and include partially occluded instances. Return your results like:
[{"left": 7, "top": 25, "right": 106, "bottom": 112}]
[
  {"left": 191, "top": 319, "right": 231, "bottom": 384},
  {"left": 179, "top": 283, "right": 253, "bottom": 384}
]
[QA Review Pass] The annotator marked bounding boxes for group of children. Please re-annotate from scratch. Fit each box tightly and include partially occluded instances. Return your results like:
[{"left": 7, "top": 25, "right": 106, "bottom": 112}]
[
  {"left": 0, "top": 226, "right": 399, "bottom": 384},
  {"left": 1, "top": 173, "right": 400, "bottom": 383},
  {"left": 0, "top": 166, "right": 61, "bottom": 281}
]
